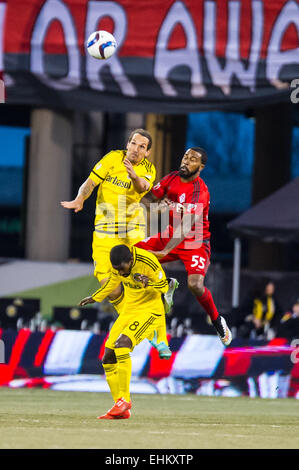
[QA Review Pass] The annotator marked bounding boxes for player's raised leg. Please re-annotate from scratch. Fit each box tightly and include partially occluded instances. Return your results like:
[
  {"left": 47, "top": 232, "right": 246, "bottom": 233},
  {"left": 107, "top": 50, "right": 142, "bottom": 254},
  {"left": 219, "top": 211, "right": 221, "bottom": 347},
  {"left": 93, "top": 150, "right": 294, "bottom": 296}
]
[
  {"left": 135, "top": 238, "right": 179, "bottom": 357},
  {"left": 148, "top": 328, "right": 172, "bottom": 360},
  {"left": 188, "top": 273, "right": 232, "bottom": 346},
  {"left": 148, "top": 277, "right": 179, "bottom": 359},
  {"left": 164, "top": 277, "right": 180, "bottom": 314}
]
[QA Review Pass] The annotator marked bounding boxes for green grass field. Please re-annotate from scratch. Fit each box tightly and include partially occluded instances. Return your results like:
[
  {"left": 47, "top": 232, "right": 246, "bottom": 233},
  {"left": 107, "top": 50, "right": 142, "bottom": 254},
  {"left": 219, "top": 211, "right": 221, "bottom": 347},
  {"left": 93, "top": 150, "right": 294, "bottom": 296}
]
[
  {"left": 0, "top": 388, "right": 299, "bottom": 449},
  {"left": 11, "top": 275, "right": 100, "bottom": 320}
]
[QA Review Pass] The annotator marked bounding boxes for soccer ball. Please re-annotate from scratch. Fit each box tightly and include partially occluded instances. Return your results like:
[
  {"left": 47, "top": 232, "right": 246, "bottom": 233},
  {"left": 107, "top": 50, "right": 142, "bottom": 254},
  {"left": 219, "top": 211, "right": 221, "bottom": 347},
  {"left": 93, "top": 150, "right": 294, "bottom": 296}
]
[{"left": 86, "top": 30, "right": 117, "bottom": 60}]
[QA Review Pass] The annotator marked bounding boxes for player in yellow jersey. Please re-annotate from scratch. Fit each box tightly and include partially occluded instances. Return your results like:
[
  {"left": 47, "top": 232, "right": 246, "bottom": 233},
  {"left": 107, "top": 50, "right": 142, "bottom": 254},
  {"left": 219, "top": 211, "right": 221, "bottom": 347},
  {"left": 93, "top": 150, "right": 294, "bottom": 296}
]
[
  {"left": 79, "top": 244, "right": 168, "bottom": 419},
  {"left": 61, "top": 129, "right": 176, "bottom": 357},
  {"left": 61, "top": 128, "right": 155, "bottom": 281}
]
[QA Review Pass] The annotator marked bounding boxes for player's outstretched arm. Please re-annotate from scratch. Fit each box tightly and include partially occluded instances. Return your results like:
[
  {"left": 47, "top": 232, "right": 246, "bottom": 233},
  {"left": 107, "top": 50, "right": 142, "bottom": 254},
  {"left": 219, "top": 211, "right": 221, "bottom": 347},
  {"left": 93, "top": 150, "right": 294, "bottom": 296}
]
[
  {"left": 140, "top": 191, "right": 159, "bottom": 212},
  {"left": 151, "top": 211, "right": 202, "bottom": 260},
  {"left": 141, "top": 191, "right": 158, "bottom": 203},
  {"left": 141, "top": 193, "right": 172, "bottom": 215},
  {"left": 91, "top": 271, "right": 122, "bottom": 304},
  {"left": 79, "top": 296, "right": 96, "bottom": 306},
  {"left": 60, "top": 178, "right": 97, "bottom": 212}
]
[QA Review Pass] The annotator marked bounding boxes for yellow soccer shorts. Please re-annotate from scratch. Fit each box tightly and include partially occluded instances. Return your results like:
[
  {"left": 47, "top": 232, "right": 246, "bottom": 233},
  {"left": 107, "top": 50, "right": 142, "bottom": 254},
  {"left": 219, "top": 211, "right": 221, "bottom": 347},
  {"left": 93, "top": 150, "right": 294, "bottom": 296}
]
[
  {"left": 92, "top": 233, "right": 131, "bottom": 281},
  {"left": 105, "top": 308, "right": 167, "bottom": 350},
  {"left": 92, "top": 230, "right": 146, "bottom": 281}
]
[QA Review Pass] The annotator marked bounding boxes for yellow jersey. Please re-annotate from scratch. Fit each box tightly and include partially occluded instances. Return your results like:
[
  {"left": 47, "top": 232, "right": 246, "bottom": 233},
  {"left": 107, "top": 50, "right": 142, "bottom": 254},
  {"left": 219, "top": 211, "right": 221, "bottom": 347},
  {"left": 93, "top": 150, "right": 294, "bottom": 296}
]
[
  {"left": 91, "top": 247, "right": 168, "bottom": 313},
  {"left": 89, "top": 150, "right": 156, "bottom": 243}
]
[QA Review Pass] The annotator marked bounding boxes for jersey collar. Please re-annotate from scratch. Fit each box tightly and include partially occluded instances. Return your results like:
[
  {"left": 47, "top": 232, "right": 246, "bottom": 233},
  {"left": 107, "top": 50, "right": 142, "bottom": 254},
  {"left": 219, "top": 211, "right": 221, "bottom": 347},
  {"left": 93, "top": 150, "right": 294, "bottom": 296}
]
[
  {"left": 136, "top": 157, "right": 145, "bottom": 166},
  {"left": 180, "top": 174, "right": 201, "bottom": 184}
]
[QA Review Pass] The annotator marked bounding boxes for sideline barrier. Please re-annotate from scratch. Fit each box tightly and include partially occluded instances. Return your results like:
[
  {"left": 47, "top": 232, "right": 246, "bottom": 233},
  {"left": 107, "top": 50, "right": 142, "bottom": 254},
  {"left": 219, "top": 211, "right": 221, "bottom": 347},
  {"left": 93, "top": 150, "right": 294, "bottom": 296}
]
[{"left": 0, "top": 328, "right": 298, "bottom": 398}]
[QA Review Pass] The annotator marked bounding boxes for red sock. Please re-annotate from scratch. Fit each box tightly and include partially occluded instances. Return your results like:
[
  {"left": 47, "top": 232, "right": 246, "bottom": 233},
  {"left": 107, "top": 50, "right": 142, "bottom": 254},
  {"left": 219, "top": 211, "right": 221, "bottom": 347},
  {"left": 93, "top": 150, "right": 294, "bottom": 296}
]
[{"left": 196, "top": 287, "right": 219, "bottom": 322}]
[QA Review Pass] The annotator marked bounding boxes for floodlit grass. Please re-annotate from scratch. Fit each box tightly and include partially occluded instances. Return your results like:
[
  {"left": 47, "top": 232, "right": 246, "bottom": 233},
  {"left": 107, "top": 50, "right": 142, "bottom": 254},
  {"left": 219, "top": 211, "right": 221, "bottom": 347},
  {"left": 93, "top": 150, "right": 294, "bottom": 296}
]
[
  {"left": 11, "top": 275, "right": 100, "bottom": 319},
  {"left": 0, "top": 388, "right": 299, "bottom": 449}
]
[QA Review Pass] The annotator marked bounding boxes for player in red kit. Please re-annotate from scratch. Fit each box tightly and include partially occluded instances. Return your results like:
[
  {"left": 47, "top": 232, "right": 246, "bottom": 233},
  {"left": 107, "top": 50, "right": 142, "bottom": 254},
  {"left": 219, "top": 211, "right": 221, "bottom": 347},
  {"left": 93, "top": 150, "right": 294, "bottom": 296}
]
[{"left": 137, "top": 147, "right": 232, "bottom": 346}]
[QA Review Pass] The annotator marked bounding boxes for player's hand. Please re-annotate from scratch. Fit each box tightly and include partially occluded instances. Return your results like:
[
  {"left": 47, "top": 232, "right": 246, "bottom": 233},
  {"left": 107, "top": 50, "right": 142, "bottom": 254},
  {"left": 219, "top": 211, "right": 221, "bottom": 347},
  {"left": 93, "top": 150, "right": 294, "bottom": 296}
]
[
  {"left": 175, "top": 202, "right": 186, "bottom": 213},
  {"left": 78, "top": 296, "right": 96, "bottom": 306},
  {"left": 60, "top": 196, "right": 84, "bottom": 213},
  {"left": 155, "top": 198, "right": 169, "bottom": 213},
  {"left": 123, "top": 158, "right": 138, "bottom": 180},
  {"left": 163, "top": 197, "right": 173, "bottom": 206},
  {"left": 134, "top": 274, "right": 149, "bottom": 288},
  {"left": 253, "top": 317, "right": 262, "bottom": 329},
  {"left": 149, "top": 250, "right": 168, "bottom": 260}
]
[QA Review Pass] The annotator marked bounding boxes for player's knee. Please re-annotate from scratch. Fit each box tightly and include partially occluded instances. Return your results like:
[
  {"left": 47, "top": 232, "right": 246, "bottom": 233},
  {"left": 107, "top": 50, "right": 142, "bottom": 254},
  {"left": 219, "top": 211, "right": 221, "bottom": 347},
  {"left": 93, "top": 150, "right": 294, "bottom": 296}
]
[
  {"left": 102, "top": 347, "right": 117, "bottom": 364},
  {"left": 188, "top": 276, "right": 204, "bottom": 296},
  {"left": 115, "top": 334, "right": 132, "bottom": 349}
]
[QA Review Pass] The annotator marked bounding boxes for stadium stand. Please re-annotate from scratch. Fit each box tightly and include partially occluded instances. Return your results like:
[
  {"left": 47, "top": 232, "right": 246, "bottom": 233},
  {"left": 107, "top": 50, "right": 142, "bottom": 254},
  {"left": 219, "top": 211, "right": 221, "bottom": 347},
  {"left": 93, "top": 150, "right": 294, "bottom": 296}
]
[{"left": 0, "top": 297, "right": 40, "bottom": 330}]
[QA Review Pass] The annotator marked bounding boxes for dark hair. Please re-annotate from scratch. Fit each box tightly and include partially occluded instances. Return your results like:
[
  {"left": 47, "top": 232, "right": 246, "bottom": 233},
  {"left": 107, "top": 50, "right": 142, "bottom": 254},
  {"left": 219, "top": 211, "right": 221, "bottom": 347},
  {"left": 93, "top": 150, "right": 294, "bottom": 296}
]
[
  {"left": 190, "top": 147, "right": 208, "bottom": 166},
  {"left": 252, "top": 278, "right": 275, "bottom": 298},
  {"left": 128, "top": 128, "right": 152, "bottom": 150},
  {"left": 110, "top": 245, "right": 132, "bottom": 266}
]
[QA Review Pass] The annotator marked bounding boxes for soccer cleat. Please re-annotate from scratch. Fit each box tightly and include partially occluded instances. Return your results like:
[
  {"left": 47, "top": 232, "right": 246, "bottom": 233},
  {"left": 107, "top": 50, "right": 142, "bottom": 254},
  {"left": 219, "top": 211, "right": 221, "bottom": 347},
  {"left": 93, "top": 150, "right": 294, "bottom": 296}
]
[
  {"left": 97, "top": 409, "right": 131, "bottom": 420},
  {"left": 156, "top": 341, "right": 172, "bottom": 360},
  {"left": 149, "top": 331, "right": 172, "bottom": 360},
  {"left": 107, "top": 397, "right": 132, "bottom": 417},
  {"left": 164, "top": 278, "right": 179, "bottom": 314},
  {"left": 213, "top": 315, "right": 232, "bottom": 346}
]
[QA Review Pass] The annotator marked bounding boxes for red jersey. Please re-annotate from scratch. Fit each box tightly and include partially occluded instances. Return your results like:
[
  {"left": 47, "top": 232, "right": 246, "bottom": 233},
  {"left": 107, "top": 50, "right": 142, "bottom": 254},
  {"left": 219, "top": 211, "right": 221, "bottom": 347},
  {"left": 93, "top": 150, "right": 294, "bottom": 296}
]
[{"left": 151, "top": 171, "right": 211, "bottom": 244}]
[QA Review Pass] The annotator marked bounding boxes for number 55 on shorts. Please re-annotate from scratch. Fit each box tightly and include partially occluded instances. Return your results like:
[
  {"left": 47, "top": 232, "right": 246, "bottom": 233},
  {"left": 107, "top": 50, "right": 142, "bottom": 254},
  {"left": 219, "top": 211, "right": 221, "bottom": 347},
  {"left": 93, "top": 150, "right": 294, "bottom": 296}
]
[{"left": 190, "top": 255, "right": 206, "bottom": 269}]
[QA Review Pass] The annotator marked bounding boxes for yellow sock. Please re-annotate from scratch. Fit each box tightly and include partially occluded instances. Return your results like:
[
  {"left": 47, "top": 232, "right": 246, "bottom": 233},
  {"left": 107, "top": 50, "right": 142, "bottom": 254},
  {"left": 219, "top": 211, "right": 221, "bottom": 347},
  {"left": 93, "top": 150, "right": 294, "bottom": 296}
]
[
  {"left": 109, "top": 291, "right": 126, "bottom": 315},
  {"left": 114, "top": 347, "right": 132, "bottom": 403},
  {"left": 155, "top": 318, "right": 168, "bottom": 345},
  {"left": 102, "top": 362, "right": 120, "bottom": 402}
]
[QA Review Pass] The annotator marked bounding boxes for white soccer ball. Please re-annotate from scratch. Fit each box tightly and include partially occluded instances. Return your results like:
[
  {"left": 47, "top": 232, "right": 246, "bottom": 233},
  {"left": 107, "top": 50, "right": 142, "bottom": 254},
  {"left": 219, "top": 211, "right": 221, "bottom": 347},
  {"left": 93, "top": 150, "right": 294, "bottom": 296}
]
[{"left": 86, "top": 30, "right": 117, "bottom": 60}]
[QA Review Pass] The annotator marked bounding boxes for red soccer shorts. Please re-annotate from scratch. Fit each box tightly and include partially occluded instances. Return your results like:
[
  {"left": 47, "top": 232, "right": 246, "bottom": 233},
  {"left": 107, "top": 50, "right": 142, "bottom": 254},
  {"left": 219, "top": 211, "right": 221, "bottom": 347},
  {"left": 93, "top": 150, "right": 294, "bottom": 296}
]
[{"left": 136, "top": 227, "right": 211, "bottom": 277}]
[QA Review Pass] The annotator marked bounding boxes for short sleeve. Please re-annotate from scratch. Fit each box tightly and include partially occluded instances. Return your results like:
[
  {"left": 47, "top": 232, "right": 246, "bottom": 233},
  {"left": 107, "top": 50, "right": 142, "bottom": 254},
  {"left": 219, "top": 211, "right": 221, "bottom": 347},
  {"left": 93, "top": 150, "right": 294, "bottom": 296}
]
[
  {"left": 143, "top": 163, "right": 156, "bottom": 191},
  {"left": 136, "top": 160, "right": 157, "bottom": 194},
  {"left": 89, "top": 151, "right": 115, "bottom": 185},
  {"left": 151, "top": 172, "right": 173, "bottom": 199},
  {"left": 147, "top": 266, "right": 168, "bottom": 293}
]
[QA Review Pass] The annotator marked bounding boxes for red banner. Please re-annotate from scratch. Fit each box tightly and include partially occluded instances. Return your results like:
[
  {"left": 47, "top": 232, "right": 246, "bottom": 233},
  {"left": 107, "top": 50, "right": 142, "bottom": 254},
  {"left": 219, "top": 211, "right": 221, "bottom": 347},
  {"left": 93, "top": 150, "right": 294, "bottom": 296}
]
[{"left": 2, "top": 0, "right": 299, "bottom": 111}]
